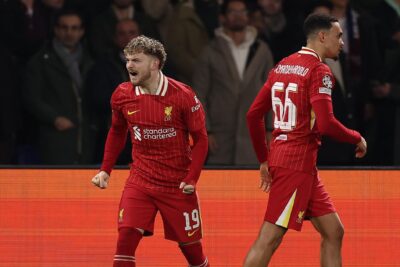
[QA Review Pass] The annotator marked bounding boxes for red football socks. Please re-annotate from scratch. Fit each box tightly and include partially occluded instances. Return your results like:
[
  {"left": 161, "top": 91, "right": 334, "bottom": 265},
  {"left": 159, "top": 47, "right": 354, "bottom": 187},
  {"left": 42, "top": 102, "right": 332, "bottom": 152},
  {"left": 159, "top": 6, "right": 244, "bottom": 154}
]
[
  {"left": 113, "top": 227, "right": 142, "bottom": 267},
  {"left": 179, "top": 241, "right": 210, "bottom": 267}
]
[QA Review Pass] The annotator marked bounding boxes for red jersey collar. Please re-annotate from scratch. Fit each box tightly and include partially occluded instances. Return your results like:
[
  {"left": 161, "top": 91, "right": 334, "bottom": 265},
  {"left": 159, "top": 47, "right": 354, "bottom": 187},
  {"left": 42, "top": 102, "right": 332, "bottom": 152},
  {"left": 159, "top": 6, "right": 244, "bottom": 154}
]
[
  {"left": 135, "top": 71, "right": 169, "bottom": 96},
  {"left": 298, "top": 47, "right": 322, "bottom": 62}
]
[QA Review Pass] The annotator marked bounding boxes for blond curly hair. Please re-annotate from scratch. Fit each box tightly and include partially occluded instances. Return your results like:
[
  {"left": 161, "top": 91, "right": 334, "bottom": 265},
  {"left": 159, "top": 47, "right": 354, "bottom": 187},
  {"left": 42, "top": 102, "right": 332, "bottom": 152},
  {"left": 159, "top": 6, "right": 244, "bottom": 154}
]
[{"left": 124, "top": 35, "right": 167, "bottom": 69}]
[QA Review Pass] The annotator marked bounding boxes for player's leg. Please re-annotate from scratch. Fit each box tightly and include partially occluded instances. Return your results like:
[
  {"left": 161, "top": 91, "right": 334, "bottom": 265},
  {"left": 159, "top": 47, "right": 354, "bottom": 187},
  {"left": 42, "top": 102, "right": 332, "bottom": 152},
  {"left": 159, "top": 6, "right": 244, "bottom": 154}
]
[
  {"left": 113, "top": 186, "right": 158, "bottom": 266},
  {"left": 179, "top": 240, "right": 209, "bottom": 267},
  {"left": 154, "top": 190, "right": 210, "bottom": 266},
  {"left": 243, "top": 221, "right": 287, "bottom": 267},
  {"left": 113, "top": 227, "right": 143, "bottom": 267},
  {"left": 307, "top": 172, "right": 341, "bottom": 267},
  {"left": 310, "top": 213, "right": 344, "bottom": 267},
  {"left": 244, "top": 167, "right": 315, "bottom": 266}
]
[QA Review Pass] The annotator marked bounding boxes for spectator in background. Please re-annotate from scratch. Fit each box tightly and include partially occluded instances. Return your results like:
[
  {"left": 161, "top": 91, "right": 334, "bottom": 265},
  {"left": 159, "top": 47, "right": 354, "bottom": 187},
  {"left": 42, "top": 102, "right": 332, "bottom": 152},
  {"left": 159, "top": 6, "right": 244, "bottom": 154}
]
[
  {"left": 0, "top": 0, "right": 65, "bottom": 65},
  {"left": 305, "top": 0, "right": 333, "bottom": 16},
  {"left": 42, "top": 0, "right": 64, "bottom": 8},
  {"left": 63, "top": 0, "right": 110, "bottom": 26},
  {"left": 307, "top": 0, "right": 357, "bottom": 166},
  {"left": 0, "top": 0, "right": 67, "bottom": 164},
  {"left": 89, "top": 0, "right": 159, "bottom": 58},
  {"left": 316, "top": 0, "right": 381, "bottom": 165},
  {"left": 87, "top": 19, "right": 140, "bottom": 164},
  {"left": 24, "top": 9, "right": 95, "bottom": 164},
  {"left": 369, "top": 0, "right": 400, "bottom": 165},
  {"left": 368, "top": 45, "right": 400, "bottom": 165},
  {"left": 194, "top": 0, "right": 221, "bottom": 38},
  {"left": 139, "top": 0, "right": 173, "bottom": 42},
  {"left": 250, "top": 0, "right": 304, "bottom": 63},
  {"left": 193, "top": 0, "right": 274, "bottom": 165},
  {"left": 166, "top": 0, "right": 209, "bottom": 85},
  {"left": 0, "top": 42, "right": 20, "bottom": 164},
  {"left": 372, "top": 0, "right": 400, "bottom": 51}
]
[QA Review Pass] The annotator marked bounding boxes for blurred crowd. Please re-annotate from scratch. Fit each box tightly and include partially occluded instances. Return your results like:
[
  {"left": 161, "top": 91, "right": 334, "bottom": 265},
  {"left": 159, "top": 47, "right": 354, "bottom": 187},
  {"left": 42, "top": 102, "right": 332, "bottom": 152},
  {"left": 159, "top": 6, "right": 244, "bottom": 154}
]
[{"left": 0, "top": 0, "right": 399, "bottom": 166}]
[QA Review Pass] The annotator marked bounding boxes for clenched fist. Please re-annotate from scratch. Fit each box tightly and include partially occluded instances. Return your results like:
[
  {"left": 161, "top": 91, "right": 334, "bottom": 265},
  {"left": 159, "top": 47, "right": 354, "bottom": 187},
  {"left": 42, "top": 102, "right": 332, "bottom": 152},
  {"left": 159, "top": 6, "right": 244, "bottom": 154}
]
[{"left": 91, "top": 171, "right": 110, "bottom": 189}]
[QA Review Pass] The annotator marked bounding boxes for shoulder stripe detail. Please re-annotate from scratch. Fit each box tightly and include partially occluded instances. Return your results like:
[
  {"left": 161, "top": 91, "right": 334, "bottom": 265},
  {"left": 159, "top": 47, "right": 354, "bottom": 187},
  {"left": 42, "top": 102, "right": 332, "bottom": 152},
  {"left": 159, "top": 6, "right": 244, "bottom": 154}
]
[
  {"left": 298, "top": 50, "right": 318, "bottom": 57},
  {"left": 155, "top": 71, "right": 164, "bottom": 95},
  {"left": 298, "top": 47, "right": 321, "bottom": 61},
  {"left": 160, "top": 73, "right": 169, "bottom": 96}
]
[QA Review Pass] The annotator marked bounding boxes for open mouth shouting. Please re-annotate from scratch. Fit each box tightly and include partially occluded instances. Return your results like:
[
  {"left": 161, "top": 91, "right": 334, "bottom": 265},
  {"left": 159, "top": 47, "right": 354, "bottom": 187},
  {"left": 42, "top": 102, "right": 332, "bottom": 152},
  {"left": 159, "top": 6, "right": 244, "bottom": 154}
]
[
  {"left": 128, "top": 70, "right": 141, "bottom": 83},
  {"left": 129, "top": 70, "right": 139, "bottom": 78}
]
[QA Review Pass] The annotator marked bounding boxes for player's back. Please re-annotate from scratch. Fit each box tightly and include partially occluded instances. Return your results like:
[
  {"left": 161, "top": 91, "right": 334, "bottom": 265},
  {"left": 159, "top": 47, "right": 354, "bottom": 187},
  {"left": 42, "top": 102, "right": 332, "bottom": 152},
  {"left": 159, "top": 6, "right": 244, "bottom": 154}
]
[{"left": 267, "top": 47, "right": 328, "bottom": 174}]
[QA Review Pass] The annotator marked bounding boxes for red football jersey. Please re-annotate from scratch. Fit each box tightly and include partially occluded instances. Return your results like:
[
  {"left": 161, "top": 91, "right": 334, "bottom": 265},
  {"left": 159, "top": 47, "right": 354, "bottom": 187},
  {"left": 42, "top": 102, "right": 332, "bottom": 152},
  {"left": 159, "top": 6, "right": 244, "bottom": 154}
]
[
  {"left": 102, "top": 72, "right": 207, "bottom": 192},
  {"left": 248, "top": 47, "right": 356, "bottom": 174}
]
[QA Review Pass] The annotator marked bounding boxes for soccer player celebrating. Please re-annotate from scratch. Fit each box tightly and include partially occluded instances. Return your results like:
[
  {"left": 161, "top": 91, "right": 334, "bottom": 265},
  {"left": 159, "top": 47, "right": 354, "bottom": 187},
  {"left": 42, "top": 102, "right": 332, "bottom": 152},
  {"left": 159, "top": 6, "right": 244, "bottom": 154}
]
[
  {"left": 244, "top": 14, "right": 367, "bottom": 267},
  {"left": 91, "top": 36, "right": 209, "bottom": 267}
]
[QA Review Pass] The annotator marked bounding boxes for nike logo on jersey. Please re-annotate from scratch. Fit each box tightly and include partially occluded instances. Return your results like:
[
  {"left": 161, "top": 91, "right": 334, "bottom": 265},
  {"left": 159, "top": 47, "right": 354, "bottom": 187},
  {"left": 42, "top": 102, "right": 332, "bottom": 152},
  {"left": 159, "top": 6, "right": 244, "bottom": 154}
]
[
  {"left": 127, "top": 110, "right": 140, "bottom": 115},
  {"left": 187, "top": 228, "right": 200, "bottom": 237}
]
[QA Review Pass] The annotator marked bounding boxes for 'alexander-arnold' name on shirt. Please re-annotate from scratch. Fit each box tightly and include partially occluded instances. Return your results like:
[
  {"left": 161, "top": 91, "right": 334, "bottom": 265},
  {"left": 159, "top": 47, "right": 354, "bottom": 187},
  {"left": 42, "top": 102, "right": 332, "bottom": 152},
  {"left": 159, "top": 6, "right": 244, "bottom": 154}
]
[{"left": 274, "top": 64, "right": 309, "bottom": 77}]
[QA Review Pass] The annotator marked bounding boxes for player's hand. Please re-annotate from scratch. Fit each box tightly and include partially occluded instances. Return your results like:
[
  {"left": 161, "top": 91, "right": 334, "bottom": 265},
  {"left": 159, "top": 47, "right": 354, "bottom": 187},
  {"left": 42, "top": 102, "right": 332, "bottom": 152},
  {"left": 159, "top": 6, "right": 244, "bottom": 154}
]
[
  {"left": 91, "top": 171, "right": 110, "bottom": 189},
  {"left": 355, "top": 136, "right": 367, "bottom": 158},
  {"left": 179, "top": 182, "right": 195, "bottom": 194},
  {"left": 259, "top": 161, "right": 272, "bottom": 193}
]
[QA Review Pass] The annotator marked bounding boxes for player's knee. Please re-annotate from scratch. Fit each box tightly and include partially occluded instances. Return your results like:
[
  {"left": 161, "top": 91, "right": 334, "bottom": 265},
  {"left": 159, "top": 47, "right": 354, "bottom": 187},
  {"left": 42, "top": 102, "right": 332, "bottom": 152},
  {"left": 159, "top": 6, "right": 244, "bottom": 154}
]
[
  {"left": 256, "top": 224, "right": 285, "bottom": 250},
  {"left": 321, "top": 223, "right": 344, "bottom": 244},
  {"left": 179, "top": 241, "right": 209, "bottom": 267},
  {"left": 256, "top": 234, "right": 283, "bottom": 252},
  {"left": 333, "top": 223, "right": 344, "bottom": 242}
]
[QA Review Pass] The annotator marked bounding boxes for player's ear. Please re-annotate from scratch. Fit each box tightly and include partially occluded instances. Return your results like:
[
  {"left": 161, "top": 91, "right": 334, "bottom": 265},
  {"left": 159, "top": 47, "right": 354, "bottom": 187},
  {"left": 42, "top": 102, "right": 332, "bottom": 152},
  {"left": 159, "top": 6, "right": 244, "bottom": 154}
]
[
  {"left": 318, "top": 30, "right": 326, "bottom": 43},
  {"left": 151, "top": 57, "right": 160, "bottom": 70}
]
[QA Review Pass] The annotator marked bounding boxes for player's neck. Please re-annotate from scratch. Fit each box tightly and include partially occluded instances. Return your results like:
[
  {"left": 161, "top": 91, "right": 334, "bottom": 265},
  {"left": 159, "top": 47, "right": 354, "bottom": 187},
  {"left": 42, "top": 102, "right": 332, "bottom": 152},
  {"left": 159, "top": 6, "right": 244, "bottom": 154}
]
[
  {"left": 305, "top": 43, "right": 324, "bottom": 61},
  {"left": 140, "top": 71, "right": 160, "bottom": 95}
]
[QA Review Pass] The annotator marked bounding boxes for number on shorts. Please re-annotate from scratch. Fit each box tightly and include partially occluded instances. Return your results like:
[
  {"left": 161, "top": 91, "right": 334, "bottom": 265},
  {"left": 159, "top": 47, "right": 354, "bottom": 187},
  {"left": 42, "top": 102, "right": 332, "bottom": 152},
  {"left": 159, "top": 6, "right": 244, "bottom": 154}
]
[{"left": 183, "top": 209, "right": 200, "bottom": 230}]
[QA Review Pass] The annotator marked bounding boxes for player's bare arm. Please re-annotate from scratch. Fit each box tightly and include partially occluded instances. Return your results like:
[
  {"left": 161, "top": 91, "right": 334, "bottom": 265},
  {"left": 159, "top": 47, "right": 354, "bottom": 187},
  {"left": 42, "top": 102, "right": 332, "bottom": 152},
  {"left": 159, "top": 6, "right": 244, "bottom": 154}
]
[{"left": 91, "top": 171, "right": 110, "bottom": 189}]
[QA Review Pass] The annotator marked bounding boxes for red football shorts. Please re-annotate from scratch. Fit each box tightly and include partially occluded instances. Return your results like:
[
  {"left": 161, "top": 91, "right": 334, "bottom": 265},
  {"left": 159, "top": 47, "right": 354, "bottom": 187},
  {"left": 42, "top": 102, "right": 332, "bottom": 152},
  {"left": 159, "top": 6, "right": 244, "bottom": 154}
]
[
  {"left": 264, "top": 167, "right": 336, "bottom": 231},
  {"left": 117, "top": 184, "right": 203, "bottom": 242}
]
